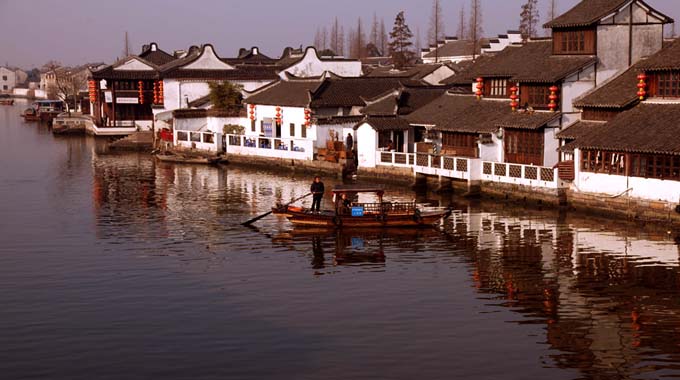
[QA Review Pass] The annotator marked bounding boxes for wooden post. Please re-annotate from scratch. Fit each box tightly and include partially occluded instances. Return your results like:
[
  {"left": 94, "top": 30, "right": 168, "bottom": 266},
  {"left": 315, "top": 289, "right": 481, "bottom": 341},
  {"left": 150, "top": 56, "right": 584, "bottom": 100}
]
[{"left": 111, "top": 81, "right": 116, "bottom": 128}]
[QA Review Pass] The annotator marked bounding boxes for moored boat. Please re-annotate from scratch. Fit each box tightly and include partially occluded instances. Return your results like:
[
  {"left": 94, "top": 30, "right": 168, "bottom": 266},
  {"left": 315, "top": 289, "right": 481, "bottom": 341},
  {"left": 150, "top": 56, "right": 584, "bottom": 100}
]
[
  {"left": 155, "top": 152, "right": 224, "bottom": 165},
  {"left": 282, "top": 185, "right": 452, "bottom": 228},
  {"left": 0, "top": 94, "right": 14, "bottom": 105},
  {"left": 22, "top": 107, "right": 39, "bottom": 121}
]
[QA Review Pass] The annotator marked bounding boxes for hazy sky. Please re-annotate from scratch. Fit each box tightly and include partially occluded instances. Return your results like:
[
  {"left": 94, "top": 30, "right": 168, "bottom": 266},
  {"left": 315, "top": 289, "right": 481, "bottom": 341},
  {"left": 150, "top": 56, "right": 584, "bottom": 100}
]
[{"left": 1, "top": 0, "right": 679, "bottom": 69}]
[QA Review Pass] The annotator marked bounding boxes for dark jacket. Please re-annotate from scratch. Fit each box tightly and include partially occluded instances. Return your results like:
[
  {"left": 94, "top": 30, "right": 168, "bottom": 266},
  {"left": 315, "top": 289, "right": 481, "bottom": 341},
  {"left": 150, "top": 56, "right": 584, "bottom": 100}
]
[{"left": 310, "top": 181, "right": 325, "bottom": 195}]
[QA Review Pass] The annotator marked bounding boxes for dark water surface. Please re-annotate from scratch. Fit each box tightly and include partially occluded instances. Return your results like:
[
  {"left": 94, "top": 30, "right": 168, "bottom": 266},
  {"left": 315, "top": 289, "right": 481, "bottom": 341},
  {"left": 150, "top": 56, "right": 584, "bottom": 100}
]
[{"left": 2, "top": 101, "right": 680, "bottom": 380}]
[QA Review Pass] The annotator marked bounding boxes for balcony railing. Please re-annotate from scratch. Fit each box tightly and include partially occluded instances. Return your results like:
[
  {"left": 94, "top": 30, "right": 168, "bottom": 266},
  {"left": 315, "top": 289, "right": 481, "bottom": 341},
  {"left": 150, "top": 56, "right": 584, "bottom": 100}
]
[
  {"left": 481, "top": 161, "right": 560, "bottom": 189},
  {"left": 225, "top": 134, "right": 314, "bottom": 161},
  {"left": 414, "top": 153, "right": 472, "bottom": 180},
  {"left": 376, "top": 151, "right": 416, "bottom": 167}
]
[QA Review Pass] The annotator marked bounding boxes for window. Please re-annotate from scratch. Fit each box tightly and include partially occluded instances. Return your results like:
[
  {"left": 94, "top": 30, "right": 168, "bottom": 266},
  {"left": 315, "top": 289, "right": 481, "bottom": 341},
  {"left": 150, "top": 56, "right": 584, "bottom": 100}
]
[
  {"left": 504, "top": 129, "right": 544, "bottom": 165},
  {"left": 1, "top": 76, "right": 6, "bottom": 80},
  {"left": 560, "top": 30, "right": 585, "bottom": 53},
  {"left": 177, "top": 131, "right": 188, "bottom": 141},
  {"left": 2, "top": 85, "right": 6, "bottom": 90},
  {"left": 487, "top": 79, "right": 507, "bottom": 97},
  {"left": 441, "top": 132, "right": 478, "bottom": 157},
  {"left": 203, "top": 133, "right": 214, "bottom": 144},
  {"left": 522, "top": 85, "right": 553, "bottom": 109},
  {"left": 190, "top": 132, "right": 201, "bottom": 142},
  {"left": 656, "top": 72, "right": 680, "bottom": 98},
  {"left": 581, "top": 150, "right": 680, "bottom": 181},
  {"left": 251, "top": 119, "right": 256, "bottom": 132},
  {"left": 301, "top": 124, "right": 307, "bottom": 138},
  {"left": 290, "top": 123, "right": 295, "bottom": 137}
]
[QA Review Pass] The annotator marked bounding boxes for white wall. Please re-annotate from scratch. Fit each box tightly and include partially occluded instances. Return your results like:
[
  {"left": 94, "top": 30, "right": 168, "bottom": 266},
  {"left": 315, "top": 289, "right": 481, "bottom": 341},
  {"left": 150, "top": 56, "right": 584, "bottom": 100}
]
[
  {"left": 543, "top": 127, "right": 559, "bottom": 167},
  {"left": 574, "top": 149, "right": 680, "bottom": 203},
  {"left": 0, "top": 67, "right": 16, "bottom": 92},
  {"left": 245, "top": 104, "right": 313, "bottom": 140},
  {"left": 356, "top": 123, "right": 378, "bottom": 168},
  {"left": 207, "top": 116, "right": 245, "bottom": 134},
  {"left": 563, "top": 65, "right": 596, "bottom": 115},
  {"left": 280, "top": 47, "right": 362, "bottom": 78},
  {"left": 480, "top": 133, "right": 503, "bottom": 162}
]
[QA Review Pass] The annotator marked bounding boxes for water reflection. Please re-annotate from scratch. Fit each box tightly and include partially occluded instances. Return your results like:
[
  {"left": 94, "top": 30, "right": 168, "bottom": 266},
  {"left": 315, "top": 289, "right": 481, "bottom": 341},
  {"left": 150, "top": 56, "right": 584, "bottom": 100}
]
[
  {"left": 86, "top": 132, "right": 680, "bottom": 379},
  {"left": 5, "top": 98, "right": 680, "bottom": 380}
]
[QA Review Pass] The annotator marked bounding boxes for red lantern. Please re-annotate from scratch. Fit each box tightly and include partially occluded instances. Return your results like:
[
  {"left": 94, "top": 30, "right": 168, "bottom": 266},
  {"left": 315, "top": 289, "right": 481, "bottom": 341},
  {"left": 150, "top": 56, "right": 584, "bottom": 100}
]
[
  {"left": 138, "top": 81, "right": 144, "bottom": 104},
  {"left": 88, "top": 80, "right": 97, "bottom": 103},
  {"left": 158, "top": 81, "right": 164, "bottom": 104},
  {"left": 509, "top": 86, "right": 518, "bottom": 111},
  {"left": 636, "top": 73, "right": 647, "bottom": 100},
  {"left": 475, "top": 77, "right": 484, "bottom": 99},
  {"left": 548, "top": 85, "right": 559, "bottom": 112}
]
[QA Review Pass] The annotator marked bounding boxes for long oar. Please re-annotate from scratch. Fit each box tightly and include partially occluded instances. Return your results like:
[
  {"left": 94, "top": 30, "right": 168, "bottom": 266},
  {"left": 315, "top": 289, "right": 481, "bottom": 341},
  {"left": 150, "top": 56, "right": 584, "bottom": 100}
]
[{"left": 241, "top": 192, "right": 312, "bottom": 226}]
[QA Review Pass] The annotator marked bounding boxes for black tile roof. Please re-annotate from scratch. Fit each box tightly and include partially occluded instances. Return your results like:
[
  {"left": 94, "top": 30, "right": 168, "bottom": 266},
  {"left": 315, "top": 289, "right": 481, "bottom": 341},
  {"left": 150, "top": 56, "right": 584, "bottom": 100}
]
[
  {"left": 244, "top": 78, "right": 323, "bottom": 107},
  {"left": 570, "top": 104, "right": 680, "bottom": 155},
  {"left": 544, "top": 0, "right": 671, "bottom": 28}
]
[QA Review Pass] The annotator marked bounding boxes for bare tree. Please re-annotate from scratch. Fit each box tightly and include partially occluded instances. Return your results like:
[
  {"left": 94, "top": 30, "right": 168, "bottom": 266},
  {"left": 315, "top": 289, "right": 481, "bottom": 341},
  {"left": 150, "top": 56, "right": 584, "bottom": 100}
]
[
  {"left": 44, "top": 61, "right": 87, "bottom": 114},
  {"left": 331, "top": 18, "right": 341, "bottom": 56},
  {"left": 322, "top": 27, "right": 328, "bottom": 50},
  {"left": 379, "top": 19, "right": 388, "bottom": 56},
  {"left": 370, "top": 12, "right": 380, "bottom": 47},
  {"left": 339, "top": 25, "right": 345, "bottom": 56},
  {"left": 428, "top": 0, "right": 445, "bottom": 47},
  {"left": 468, "top": 0, "right": 484, "bottom": 59},
  {"left": 519, "top": 0, "right": 540, "bottom": 41},
  {"left": 355, "top": 17, "right": 366, "bottom": 58},
  {"left": 314, "top": 27, "right": 323, "bottom": 49},
  {"left": 415, "top": 27, "right": 423, "bottom": 60},
  {"left": 458, "top": 4, "right": 466, "bottom": 39},
  {"left": 547, "top": 0, "right": 557, "bottom": 21},
  {"left": 123, "top": 31, "right": 130, "bottom": 57}
]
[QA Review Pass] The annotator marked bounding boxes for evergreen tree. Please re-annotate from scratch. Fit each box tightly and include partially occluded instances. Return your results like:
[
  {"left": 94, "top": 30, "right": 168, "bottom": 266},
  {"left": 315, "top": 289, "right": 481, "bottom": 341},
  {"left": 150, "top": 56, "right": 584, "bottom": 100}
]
[
  {"left": 208, "top": 82, "right": 242, "bottom": 111},
  {"left": 389, "top": 11, "right": 415, "bottom": 69},
  {"left": 519, "top": 0, "right": 540, "bottom": 40}
]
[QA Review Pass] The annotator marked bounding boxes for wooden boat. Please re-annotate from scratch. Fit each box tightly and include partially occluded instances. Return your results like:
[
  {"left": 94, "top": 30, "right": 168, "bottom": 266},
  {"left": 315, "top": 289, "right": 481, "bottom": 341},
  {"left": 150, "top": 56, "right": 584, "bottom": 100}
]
[
  {"left": 22, "top": 100, "right": 64, "bottom": 123},
  {"left": 155, "top": 153, "right": 223, "bottom": 165},
  {"left": 22, "top": 107, "right": 39, "bottom": 121},
  {"left": 282, "top": 185, "right": 452, "bottom": 228},
  {"left": 0, "top": 95, "right": 14, "bottom": 105}
]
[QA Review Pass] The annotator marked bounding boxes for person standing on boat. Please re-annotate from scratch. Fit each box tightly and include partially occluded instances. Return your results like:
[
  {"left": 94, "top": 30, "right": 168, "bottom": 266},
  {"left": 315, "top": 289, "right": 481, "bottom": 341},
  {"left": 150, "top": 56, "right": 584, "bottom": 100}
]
[
  {"left": 310, "top": 176, "right": 325, "bottom": 213},
  {"left": 345, "top": 133, "right": 353, "bottom": 152}
]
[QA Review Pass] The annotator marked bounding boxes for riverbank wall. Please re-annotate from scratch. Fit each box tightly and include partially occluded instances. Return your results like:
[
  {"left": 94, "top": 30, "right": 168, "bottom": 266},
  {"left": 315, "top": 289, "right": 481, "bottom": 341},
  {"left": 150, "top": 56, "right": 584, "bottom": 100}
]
[{"left": 222, "top": 154, "right": 680, "bottom": 227}]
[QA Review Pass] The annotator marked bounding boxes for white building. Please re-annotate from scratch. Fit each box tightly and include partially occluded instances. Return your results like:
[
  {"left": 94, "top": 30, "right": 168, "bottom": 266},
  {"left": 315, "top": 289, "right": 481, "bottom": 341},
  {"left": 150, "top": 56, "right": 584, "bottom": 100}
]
[{"left": 0, "top": 67, "right": 18, "bottom": 92}]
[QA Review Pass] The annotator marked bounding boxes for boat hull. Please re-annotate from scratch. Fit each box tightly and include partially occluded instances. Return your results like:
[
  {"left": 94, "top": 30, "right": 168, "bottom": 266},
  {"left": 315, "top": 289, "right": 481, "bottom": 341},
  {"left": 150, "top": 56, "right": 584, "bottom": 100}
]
[
  {"left": 285, "top": 209, "right": 451, "bottom": 228},
  {"left": 155, "top": 154, "right": 222, "bottom": 165}
]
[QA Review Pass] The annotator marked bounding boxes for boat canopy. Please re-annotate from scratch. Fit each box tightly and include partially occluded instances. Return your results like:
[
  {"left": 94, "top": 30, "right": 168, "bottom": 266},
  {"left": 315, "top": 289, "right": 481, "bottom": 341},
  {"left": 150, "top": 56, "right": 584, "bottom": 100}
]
[{"left": 332, "top": 184, "right": 385, "bottom": 196}]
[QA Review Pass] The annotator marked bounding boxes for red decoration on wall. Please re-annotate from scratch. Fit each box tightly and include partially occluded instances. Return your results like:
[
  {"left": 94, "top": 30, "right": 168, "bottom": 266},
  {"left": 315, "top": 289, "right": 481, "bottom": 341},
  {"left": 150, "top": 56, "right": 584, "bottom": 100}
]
[
  {"left": 475, "top": 77, "right": 484, "bottom": 100},
  {"left": 509, "top": 86, "right": 518, "bottom": 112},
  {"left": 88, "top": 80, "right": 97, "bottom": 103},
  {"left": 548, "top": 85, "right": 559, "bottom": 112},
  {"left": 138, "top": 81, "right": 144, "bottom": 104},
  {"left": 304, "top": 108, "right": 312, "bottom": 126},
  {"left": 158, "top": 81, "right": 164, "bottom": 104},
  {"left": 637, "top": 73, "right": 647, "bottom": 100},
  {"left": 249, "top": 104, "right": 256, "bottom": 121}
]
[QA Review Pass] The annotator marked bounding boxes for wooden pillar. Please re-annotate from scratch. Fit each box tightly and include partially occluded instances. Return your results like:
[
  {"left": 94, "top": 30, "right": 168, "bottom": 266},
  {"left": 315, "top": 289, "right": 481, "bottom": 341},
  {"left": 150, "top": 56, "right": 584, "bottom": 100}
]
[{"left": 111, "top": 81, "right": 116, "bottom": 128}]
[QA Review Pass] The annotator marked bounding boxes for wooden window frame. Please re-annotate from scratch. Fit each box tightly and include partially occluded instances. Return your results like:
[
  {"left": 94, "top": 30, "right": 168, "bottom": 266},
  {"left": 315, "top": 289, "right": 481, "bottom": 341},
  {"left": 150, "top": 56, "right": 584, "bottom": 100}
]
[{"left": 581, "top": 150, "right": 680, "bottom": 181}]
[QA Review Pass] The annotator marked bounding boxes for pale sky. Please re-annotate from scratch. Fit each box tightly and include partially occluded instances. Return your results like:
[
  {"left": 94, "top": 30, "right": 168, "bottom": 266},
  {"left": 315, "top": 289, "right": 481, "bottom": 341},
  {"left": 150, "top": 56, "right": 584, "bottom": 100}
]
[{"left": 1, "top": 0, "right": 679, "bottom": 69}]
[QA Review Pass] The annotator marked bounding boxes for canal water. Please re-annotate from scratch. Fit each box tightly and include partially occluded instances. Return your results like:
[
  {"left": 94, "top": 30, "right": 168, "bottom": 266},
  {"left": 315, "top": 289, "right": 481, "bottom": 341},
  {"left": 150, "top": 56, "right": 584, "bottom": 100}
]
[{"left": 2, "top": 101, "right": 680, "bottom": 380}]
